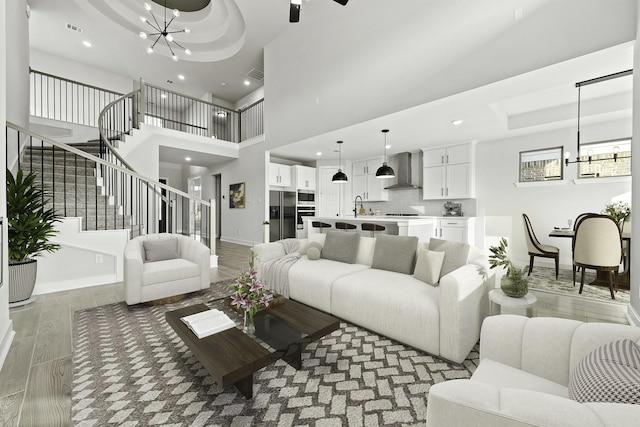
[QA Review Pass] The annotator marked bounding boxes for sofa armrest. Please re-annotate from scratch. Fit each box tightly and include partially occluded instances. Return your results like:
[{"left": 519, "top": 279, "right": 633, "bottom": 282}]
[
  {"left": 427, "top": 379, "right": 608, "bottom": 427},
  {"left": 438, "top": 263, "right": 489, "bottom": 363},
  {"left": 179, "top": 237, "right": 211, "bottom": 290},
  {"left": 252, "top": 242, "right": 286, "bottom": 280},
  {"left": 124, "top": 240, "right": 144, "bottom": 305}
]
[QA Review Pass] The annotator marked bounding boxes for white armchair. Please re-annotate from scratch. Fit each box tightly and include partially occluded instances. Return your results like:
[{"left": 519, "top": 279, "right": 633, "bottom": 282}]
[
  {"left": 124, "top": 233, "right": 210, "bottom": 305},
  {"left": 426, "top": 315, "right": 640, "bottom": 427}
]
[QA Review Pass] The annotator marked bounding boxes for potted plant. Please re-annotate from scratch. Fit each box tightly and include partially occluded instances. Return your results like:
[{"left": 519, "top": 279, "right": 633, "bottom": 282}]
[
  {"left": 7, "top": 169, "right": 61, "bottom": 305},
  {"left": 488, "top": 237, "right": 528, "bottom": 298}
]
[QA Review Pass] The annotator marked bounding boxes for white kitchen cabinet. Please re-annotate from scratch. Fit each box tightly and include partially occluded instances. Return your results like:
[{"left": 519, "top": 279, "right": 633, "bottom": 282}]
[
  {"left": 352, "top": 157, "right": 388, "bottom": 201},
  {"left": 293, "top": 165, "right": 316, "bottom": 190},
  {"left": 422, "top": 142, "right": 475, "bottom": 200},
  {"left": 269, "top": 163, "right": 292, "bottom": 187},
  {"left": 433, "top": 218, "right": 475, "bottom": 245}
]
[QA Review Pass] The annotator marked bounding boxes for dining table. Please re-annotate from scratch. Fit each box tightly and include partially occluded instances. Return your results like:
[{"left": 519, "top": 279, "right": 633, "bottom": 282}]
[{"left": 548, "top": 228, "right": 631, "bottom": 290}]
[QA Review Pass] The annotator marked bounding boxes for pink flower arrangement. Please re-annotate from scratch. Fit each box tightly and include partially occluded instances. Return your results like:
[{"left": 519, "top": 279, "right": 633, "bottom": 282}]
[{"left": 229, "top": 253, "right": 270, "bottom": 320}]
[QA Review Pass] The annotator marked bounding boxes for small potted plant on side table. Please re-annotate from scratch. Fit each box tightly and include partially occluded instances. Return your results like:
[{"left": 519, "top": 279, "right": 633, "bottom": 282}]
[{"left": 488, "top": 237, "right": 528, "bottom": 298}]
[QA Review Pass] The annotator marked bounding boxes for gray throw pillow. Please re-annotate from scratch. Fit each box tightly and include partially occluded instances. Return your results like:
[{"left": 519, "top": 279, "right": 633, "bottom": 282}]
[
  {"left": 428, "top": 238, "right": 470, "bottom": 279},
  {"left": 371, "top": 234, "right": 419, "bottom": 274},
  {"left": 143, "top": 238, "right": 179, "bottom": 263},
  {"left": 569, "top": 339, "right": 640, "bottom": 404},
  {"left": 321, "top": 231, "right": 360, "bottom": 264}
]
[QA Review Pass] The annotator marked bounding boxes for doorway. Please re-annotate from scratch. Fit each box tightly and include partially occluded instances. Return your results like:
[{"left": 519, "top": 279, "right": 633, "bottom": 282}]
[
  {"left": 319, "top": 167, "right": 342, "bottom": 217},
  {"left": 188, "top": 176, "right": 202, "bottom": 240},
  {"left": 213, "top": 173, "right": 222, "bottom": 239}
]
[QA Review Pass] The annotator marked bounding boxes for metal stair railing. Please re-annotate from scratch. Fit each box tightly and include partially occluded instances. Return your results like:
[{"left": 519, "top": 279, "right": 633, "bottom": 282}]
[{"left": 6, "top": 122, "right": 215, "bottom": 250}]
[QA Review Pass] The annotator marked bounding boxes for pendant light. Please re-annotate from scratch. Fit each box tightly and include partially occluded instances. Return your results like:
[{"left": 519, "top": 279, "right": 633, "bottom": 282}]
[
  {"left": 375, "top": 129, "right": 395, "bottom": 178},
  {"left": 332, "top": 140, "right": 348, "bottom": 183}
]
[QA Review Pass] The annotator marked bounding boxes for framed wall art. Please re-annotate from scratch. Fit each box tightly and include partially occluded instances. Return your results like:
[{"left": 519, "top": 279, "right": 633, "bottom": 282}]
[{"left": 229, "top": 182, "right": 245, "bottom": 208}]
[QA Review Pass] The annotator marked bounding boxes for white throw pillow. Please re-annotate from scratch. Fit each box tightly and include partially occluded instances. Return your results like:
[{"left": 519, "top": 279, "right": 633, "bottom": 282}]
[{"left": 413, "top": 248, "right": 445, "bottom": 285}]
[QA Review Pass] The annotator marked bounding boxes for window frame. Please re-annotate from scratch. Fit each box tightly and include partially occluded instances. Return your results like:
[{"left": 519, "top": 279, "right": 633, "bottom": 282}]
[
  {"left": 518, "top": 146, "right": 565, "bottom": 183},
  {"left": 577, "top": 137, "right": 632, "bottom": 179}
]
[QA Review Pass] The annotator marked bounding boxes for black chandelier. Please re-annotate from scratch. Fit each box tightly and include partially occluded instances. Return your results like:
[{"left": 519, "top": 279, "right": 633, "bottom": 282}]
[
  {"left": 564, "top": 69, "right": 633, "bottom": 166},
  {"left": 139, "top": 1, "right": 191, "bottom": 61}
]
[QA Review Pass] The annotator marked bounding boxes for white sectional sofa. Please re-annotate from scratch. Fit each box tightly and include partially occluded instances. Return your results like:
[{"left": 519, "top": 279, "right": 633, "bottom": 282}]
[
  {"left": 426, "top": 315, "right": 640, "bottom": 426},
  {"left": 252, "top": 232, "right": 494, "bottom": 364}
]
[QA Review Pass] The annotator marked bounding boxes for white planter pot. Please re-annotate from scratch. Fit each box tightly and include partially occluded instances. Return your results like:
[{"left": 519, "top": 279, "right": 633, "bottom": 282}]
[{"left": 9, "top": 259, "right": 37, "bottom": 304}]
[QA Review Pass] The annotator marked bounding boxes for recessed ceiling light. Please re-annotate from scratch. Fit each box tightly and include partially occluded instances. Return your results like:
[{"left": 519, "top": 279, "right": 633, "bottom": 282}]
[
  {"left": 316, "top": 151, "right": 322, "bottom": 156},
  {"left": 451, "top": 119, "right": 463, "bottom": 126},
  {"left": 185, "top": 157, "right": 191, "bottom": 161},
  {"left": 178, "top": 74, "right": 185, "bottom": 80},
  {"left": 82, "top": 40, "right": 92, "bottom": 48},
  {"left": 385, "top": 144, "right": 391, "bottom": 149},
  {"left": 221, "top": 82, "right": 227, "bottom": 86},
  {"left": 244, "top": 80, "right": 250, "bottom": 86}
]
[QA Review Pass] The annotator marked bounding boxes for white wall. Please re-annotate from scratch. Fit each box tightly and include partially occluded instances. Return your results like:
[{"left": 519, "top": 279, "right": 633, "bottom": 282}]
[
  {"left": 476, "top": 118, "right": 632, "bottom": 270},
  {"left": 628, "top": 1, "right": 640, "bottom": 326},
  {"left": 30, "top": 49, "right": 134, "bottom": 95},
  {"left": 212, "top": 143, "right": 266, "bottom": 245},
  {"left": 235, "top": 86, "right": 264, "bottom": 110},
  {"left": 0, "top": 0, "right": 14, "bottom": 370}
]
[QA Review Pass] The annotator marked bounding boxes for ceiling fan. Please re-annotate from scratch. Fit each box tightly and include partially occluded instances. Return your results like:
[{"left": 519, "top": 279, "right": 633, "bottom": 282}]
[{"left": 290, "top": 0, "right": 348, "bottom": 23}]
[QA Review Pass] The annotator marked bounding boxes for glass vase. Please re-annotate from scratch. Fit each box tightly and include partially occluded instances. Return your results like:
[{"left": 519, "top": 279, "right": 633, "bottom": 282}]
[
  {"left": 501, "top": 275, "right": 529, "bottom": 298},
  {"left": 243, "top": 310, "right": 255, "bottom": 337}
]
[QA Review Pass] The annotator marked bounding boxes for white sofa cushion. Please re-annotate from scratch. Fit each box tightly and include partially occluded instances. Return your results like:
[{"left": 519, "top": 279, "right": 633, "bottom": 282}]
[
  {"left": 142, "top": 258, "right": 201, "bottom": 286},
  {"left": 331, "top": 268, "right": 440, "bottom": 355},
  {"left": 472, "top": 358, "right": 569, "bottom": 398},
  {"left": 288, "top": 257, "right": 369, "bottom": 313}
]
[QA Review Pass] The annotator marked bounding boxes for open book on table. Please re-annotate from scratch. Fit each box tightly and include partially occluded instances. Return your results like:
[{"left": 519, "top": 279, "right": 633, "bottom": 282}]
[{"left": 181, "top": 308, "right": 236, "bottom": 339}]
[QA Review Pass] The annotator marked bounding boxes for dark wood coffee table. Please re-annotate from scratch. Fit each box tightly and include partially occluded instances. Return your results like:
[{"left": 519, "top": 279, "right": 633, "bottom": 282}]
[{"left": 165, "top": 299, "right": 340, "bottom": 399}]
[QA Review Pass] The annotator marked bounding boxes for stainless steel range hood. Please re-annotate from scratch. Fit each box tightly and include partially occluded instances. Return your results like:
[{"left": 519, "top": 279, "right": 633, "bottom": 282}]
[{"left": 384, "top": 152, "right": 422, "bottom": 190}]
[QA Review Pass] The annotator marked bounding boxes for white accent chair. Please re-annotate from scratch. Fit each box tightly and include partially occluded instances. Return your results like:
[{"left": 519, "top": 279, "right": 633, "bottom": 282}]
[
  {"left": 124, "top": 233, "right": 210, "bottom": 305},
  {"left": 426, "top": 315, "right": 640, "bottom": 427}
]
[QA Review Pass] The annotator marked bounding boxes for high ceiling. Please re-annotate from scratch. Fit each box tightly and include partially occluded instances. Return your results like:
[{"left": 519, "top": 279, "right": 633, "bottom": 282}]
[
  {"left": 27, "top": 0, "right": 293, "bottom": 103},
  {"left": 26, "top": 0, "right": 635, "bottom": 167}
]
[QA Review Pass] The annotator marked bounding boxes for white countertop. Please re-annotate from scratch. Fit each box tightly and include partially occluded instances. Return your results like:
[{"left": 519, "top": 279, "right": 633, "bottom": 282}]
[{"left": 310, "top": 216, "right": 472, "bottom": 221}]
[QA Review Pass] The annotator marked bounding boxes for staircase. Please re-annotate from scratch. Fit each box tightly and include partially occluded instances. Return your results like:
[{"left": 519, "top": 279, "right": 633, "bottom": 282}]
[{"left": 20, "top": 141, "right": 142, "bottom": 237}]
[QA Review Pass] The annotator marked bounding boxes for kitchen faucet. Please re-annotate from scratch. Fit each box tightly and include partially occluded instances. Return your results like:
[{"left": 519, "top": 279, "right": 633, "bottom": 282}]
[{"left": 354, "top": 195, "right": 363, "bottom": 217}]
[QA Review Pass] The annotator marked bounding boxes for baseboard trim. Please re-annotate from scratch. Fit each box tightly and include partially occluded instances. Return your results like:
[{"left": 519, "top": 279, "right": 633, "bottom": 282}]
[
  {"left": 0, "top": 320, "right": 16, "bottom": 371},
  {"left": 33, "top": 274, "right": 118, "bottom": 295},
  {"left": 627, "top": 304, "right": 640, "bottom": 327}
]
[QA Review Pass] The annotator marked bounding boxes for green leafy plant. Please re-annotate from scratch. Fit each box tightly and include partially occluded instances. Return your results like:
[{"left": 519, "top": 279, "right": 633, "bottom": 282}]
[
  {"left": 7, "top": 169, "right": 61, "bottom": 263},
  {"left": 488, "top": 237, "right": 523, "bottom": 281},
  {"left": 602, "top": 201, "right": 631, "bottom": 223}
]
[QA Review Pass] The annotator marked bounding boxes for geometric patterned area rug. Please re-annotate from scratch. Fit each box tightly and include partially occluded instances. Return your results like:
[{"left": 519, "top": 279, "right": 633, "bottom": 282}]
[
  {"left": 525, "top": 266, "right": 630, "bottom": 304},
  {"left": 72, "top": 281, "right": 478, "bottom": 426}
]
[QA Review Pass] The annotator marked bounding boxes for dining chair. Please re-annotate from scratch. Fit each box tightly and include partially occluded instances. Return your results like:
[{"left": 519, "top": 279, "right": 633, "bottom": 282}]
[
  {"left": 572, "top": 214, "right": 622, "bottom": 300},
  {"left": 522, "top": 213, "right": 560, "bottom": 279},
  {"left": 572, "top": 212, "right": 596, "bottom": 286}
]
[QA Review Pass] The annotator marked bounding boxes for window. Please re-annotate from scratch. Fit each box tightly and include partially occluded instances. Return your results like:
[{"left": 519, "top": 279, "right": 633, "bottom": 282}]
[
  {"left": 519, "top": 147, "right": 563, "bottom": 182},
  {"left": 578, "top": 138, "right": 631, "bottom": 178}
]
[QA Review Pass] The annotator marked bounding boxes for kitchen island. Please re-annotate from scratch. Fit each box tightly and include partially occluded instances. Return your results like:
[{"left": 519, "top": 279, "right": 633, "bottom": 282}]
[{"left": 306, "top": 216, "right": 438, "bottom": 243}]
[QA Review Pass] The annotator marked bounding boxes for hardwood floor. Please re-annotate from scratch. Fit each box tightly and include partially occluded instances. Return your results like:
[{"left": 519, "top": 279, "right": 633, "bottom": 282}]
[
  {"left": 0, "top": 240, "right": 252, "bottom": 427},
  {"left": 0, "top": 239, "right": 628, "bottom": 425}
]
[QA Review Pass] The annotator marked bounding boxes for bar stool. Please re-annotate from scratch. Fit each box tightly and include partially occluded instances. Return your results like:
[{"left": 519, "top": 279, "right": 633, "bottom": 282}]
[
  {"left": 312, "top": 221, "right": 332, "bottom": 233},
  {"left": 362, "top": 223, "right": 386, "bottom": 237},
  {"left": 335, "top": 222, "right": 357, "bottom": 231}
]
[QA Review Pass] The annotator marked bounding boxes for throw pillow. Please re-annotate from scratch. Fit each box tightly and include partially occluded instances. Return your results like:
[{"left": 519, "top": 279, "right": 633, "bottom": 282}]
[
  {"left": 569, "top": 339, "right": 640, "bottom": 404},
  {"left": 371, "top": 234, "right": 419, "bottom": 275},
  {"left": 307, "top": 247, "right": 321, "bottom": 260},
  {"left": 143, "top": 238, "right": 179, "bottom": 263},
  {"left": 413, "top": 248, "right": 446, "bottom": 285},
  {"left": 321, "top": 231, "right": 360, "bottom": 264},
  {"left": 428, "top": 238, "right": 470, "bottom": 279},
  {"left": 306, "top": 242, "right": 323, "bottom": 259}
]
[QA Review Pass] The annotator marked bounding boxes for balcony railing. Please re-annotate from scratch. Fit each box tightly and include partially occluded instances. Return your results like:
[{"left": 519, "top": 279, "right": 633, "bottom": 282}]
[{"left": 30, "top": 69, "right": 264, "bottom": 143}]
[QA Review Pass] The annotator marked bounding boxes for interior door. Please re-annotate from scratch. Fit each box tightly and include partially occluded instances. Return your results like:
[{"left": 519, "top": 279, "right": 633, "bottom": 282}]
[{"left": 319, "top": 167, "right": 341, "bottom": 217}]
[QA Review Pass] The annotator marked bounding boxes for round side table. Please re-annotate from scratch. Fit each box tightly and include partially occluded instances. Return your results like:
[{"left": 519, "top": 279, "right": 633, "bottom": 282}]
[{"left": 488, "top": 288, "right": 537, "bottom": 318}]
